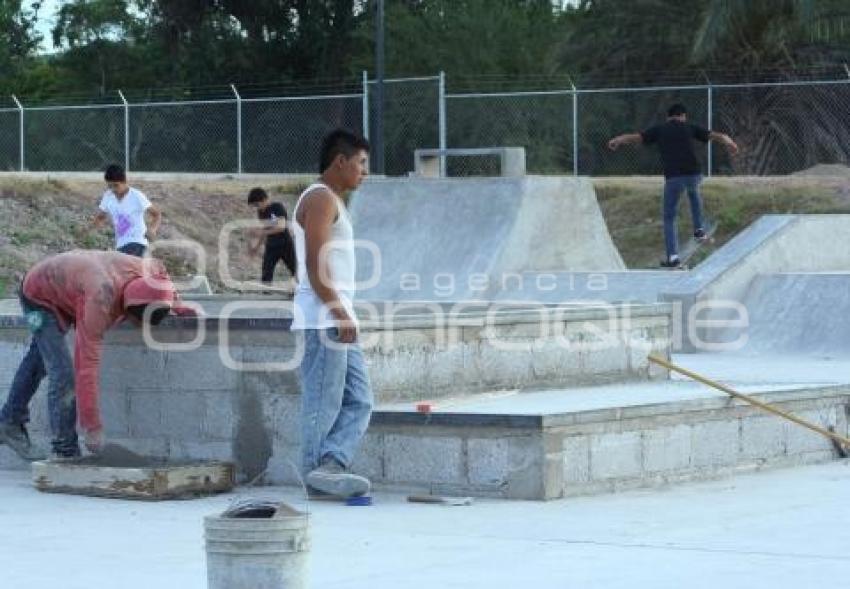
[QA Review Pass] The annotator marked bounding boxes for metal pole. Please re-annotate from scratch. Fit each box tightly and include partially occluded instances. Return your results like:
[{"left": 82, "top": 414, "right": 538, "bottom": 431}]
[
  {"left": 11, "top": 95, "right": 23, "bottom": 171},
  {"left": 374, "top": 0, "right": 385, "bottom": 175},
  {"left": 438, "top": 71, "right": 446, "bottom": 177},
  {"left": 648, "top": 355, "right": 850, "bottom": 451},
  {"left": 706, "top": 84, "right": 713, "bottom": 177},
  {"left": 231, "top": 84, "right": 242, "bottom": 174},
  {"left": 570, "top": 80, "right": 578, "bottom": 176},
  {"left": 118, "top": 90, "right": 129, "bottom": 172},
  {"left": 362, "top": 70, "right": 370, "bottom": 140}
]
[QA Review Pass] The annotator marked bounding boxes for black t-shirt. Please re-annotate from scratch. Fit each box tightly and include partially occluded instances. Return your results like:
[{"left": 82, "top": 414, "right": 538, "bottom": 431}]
[
  {"left": 641, "top": 120, "right": 711, "bottom": 178},
  {"left": 258, "top": 202, "right": 291, "bottom": 248}
]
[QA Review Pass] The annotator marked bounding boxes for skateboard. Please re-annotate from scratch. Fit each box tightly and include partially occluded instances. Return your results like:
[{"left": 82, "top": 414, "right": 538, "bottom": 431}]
[{"left": 662, "top": 220, "right": 718, "bottom": 270}]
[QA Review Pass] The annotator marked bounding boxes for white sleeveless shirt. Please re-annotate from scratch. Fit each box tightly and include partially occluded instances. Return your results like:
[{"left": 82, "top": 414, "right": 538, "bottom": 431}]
[{"left": 290, "top": 183, "right": 357, "bottom": 330}]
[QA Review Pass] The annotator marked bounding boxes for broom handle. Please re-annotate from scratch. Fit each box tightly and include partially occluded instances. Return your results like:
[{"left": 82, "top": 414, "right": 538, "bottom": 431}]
[{"left": 648, "top": 354, "right": 850, "bottom": 448}]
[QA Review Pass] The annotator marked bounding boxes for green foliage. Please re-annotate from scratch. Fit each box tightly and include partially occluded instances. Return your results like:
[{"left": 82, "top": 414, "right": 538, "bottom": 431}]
[{"left": 0, "top": 1, "right": 848, "bottom": 176}]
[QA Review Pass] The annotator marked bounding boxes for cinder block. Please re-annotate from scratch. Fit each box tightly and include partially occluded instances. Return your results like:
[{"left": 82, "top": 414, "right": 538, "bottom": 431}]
[
  {"left": 562, "top": 435, "right": 590, "bottom": 485},
  {"left": 101, "top": 346, "right": 166, "bottom": 391},
  {"left": 163, "top": 347, "right": 238, "bottom": 391},
  {"left": 242, "top": 368, "right": 300, "bottom": 396},
  {"left": 543, "top": 454, "right": 565, "bottom": 500},
  {"left": 128, "top": 391, "right": 164, "bottom": 437},
  {"left": 261, "top": 391, "right": 300, "bottom": 445},
  {"left": 740, "top": 417, "right": 786, "bottom": 461},
  {"left": 643, "top": 425, "right": 691, "bottom": 472},
  {"left": 467, "top": 437, "right": 509, "bottom": 487},
  {"left": 580, "top": 343, "right": 629, "bottom": 377},
  {"left": 385, "top": 434, "right": 463, "bottom": 485},
  {"left": 203, "top": 391, "right": 236, "bottom": 440},
  {"left": 0, "top": 342, "right": 29, "bottom": 376},
  {"left": 468, "top": 343, "right": 533, "bottom": 388},
  {"left": 530, "top": 339, "right": 582, "bottom": 382},
  {"left": 350, "top": 431, "right": 384, "bottom": 482},
  {"left": 100, "top": 390, "right": 130, "bottom": 437},
  {"left": 590, "top": 431, "right": 642, "bottom": 480},
  {"left": 506, "top": 435, "right": 544, "bottom": 499},
  {"left": 785, "top": 409, "right": 836, "bottom": 454},
  {"left": 162, "top": 391, "right": 205, "bottom": 439},
  {"left": 691, "top": 420, "right": 739, "bottom": 468}
]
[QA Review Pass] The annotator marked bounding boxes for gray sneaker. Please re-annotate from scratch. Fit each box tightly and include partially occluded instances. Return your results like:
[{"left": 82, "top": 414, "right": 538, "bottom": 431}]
[
  {"left": 306, "top": 458, "right": 370, "bottom": 498},
  {"left": 0, "top": 421, "right": 46, "bottom": 461}
]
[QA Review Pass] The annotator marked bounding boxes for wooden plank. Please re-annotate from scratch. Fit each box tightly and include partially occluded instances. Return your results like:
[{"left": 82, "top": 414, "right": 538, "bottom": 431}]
[{"left": 32, "top": 460, "right": 235, "bottom": 500}]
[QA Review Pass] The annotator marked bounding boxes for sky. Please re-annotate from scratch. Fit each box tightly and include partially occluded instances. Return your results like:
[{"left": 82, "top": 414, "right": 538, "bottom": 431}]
[{"left": 33, "top": 0, "right": 60, "bottom": 51}]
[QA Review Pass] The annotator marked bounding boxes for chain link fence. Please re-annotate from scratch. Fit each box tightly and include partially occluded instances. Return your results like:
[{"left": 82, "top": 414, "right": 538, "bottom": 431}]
[
  {"left": 243, "top": 95, "right": 363, "bottom": 173},
  {"left": 3, "top": 74, "right": 850, "bottom": 176},
  {"left": 0, "top": 108, "right": 19, "bottom": 171},
  {"left": 368, "top": 77, "right": 440, "bottom": 176},
  {"left": 24, "top": 105, "right": 124, "bottom": 171},
  {"left": 446, "top": 91, "right": 574, "bottom": 175}
]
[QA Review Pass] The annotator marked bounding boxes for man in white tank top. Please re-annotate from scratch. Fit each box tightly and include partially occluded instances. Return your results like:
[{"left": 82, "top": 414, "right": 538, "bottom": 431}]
[{"left": 290, "top": 129, "right": 373, "bottom": 499}]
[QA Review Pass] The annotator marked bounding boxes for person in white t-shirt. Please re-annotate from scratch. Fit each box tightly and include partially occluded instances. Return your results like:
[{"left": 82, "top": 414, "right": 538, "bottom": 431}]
[{"left": 90, "top": 164, "right": 162, "bottom": 257}]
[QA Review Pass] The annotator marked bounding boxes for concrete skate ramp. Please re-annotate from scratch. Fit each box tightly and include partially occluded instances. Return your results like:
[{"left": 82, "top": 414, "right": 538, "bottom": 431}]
[
  {"left": 729, "top": 273, "right": 850, "bottom": 356},
  {"left": 350, "top": 176, "right": 625, "bottom": 300},
  {"left": 661, "top": 214, "right": 850, "bottom": 351}
]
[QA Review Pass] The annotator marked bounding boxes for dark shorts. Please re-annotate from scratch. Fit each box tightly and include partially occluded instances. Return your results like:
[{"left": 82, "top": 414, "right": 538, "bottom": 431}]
[{"left": 118, "top": 242, "right": 147, "bottom": 257}]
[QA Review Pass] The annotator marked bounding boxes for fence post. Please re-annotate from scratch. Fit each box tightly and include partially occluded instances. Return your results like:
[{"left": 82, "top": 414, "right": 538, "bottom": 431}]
[
  {"left": 438, "top": 71, "right": 447, "bottom": 177},
  {"left": 570, "top": 80, "right": 578, "bottom": 176},
  {"left": 706, "top": 84, "right": 713, "bottom": 177},
  {"left": 362, "top": 71, "right": 370, "bottom": 140},
  {"left": 118, "top": 90, "right": 129, "bottom": 172},
  {"left": 230, "top": 84, "right": 243, "bottom": 174},
  {"left": 11, "top": 95, "right": 23, "bottom": 171}
]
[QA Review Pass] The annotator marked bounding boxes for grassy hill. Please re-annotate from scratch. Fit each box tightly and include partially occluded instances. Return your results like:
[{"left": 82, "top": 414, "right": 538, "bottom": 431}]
[{"left": 1, "top": 170, "right": 848, "bottom": 296}]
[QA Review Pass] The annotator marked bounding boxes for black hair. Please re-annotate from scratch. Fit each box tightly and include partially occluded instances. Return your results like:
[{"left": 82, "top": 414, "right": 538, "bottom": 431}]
[
  {"left": 104, "top": 164, "right": 126, "bottom": 182},
  {"left": 126, "top": 304, "right": 170, "bottom": 326},
  {"left": 667, "top": 103, "right": 687, "bottom": 117},
  {"left": 319, "top": 129, "right": 370, "bottom": 173},
  {"left": 247, "top": 187, "right": 268, "bottom": 204}
]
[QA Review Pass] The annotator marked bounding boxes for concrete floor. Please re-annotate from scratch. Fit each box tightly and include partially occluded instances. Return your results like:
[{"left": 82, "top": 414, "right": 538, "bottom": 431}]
[{"left": 1, "top": 461, "right": 849, "bottom": 588}]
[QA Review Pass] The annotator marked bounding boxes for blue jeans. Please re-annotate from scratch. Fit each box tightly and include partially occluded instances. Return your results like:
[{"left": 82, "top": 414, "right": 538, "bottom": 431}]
[
  {"left": 298, "top": 329, "right": 373, "bottom": 475},
  {"left": 0, "top": 294, "right": 79, "bottom": 455},
  {"left": 663, "top": 174, "right": 704, "bottom": 259}
]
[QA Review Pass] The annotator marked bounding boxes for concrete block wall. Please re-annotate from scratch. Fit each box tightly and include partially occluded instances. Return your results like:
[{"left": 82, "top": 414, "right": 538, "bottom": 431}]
[
  {"left": 547, "top": 388, "right": 849, "bottom": 499},
  {"left": 0, "top": 303, "right": 671, "bottom": 480},
  {"left": 333, "top": 386, "right": 848, "bottom": 500}
]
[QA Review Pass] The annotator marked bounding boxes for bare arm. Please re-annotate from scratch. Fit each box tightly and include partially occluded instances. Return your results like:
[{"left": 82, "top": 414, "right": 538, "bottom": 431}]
[
  {"left": 300, "top": 189, "right": 356, "bottom": 343},
  {"left": 146, "top": 205, "right": 162, "bottom": 237},
  {"left": 607, "top": 133, "right": 643, "bottom": 151},
  {"left": 709, "top": 131, "right": 739, "bottom": 155},
  {"left": 91, "top": 210, "right": 108, "bottom": 230}
]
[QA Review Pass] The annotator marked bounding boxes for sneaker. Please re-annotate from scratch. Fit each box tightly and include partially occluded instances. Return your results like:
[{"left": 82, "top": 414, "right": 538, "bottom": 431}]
[
  {"left": 306, "top": 485, "right": 346, "bottom": 502},
  {"left": 0, "top": 421, "right": 46, "bottom": 461},
  {"left": 49, "top": 448, "right": 82, "bottom": 463},
  {"left": 694, "top": 228, "right": 708, "bottom": 242},
  {"left": 660, "top": 256, "right": 682, "bottom": 268},
  {"left": 305, "top": 457, "right": 370, "bottom": 498}
]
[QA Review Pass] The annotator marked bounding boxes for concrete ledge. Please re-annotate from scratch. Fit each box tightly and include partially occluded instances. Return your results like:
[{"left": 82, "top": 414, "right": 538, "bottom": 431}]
[{"left": 358, "top": 384, "right": 850, "bottom": 499}]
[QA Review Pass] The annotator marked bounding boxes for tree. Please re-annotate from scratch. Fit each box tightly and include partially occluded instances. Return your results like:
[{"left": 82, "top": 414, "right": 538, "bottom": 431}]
[{"left": 0, "top": 1, "right": 41, "bottom": 92}]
